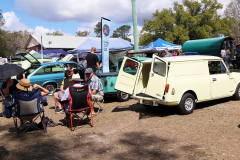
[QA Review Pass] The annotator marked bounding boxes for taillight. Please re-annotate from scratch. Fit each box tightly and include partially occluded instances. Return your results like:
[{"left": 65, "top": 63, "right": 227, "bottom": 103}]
[
  {"left": 84, "top": 78, "right": 86, "bottom": 82},
  {"left": 104, "top": 79, "right": 107, "bottom": 85},
  {"left": 165, "top": 84, "right": 169, "bottom": 93}
]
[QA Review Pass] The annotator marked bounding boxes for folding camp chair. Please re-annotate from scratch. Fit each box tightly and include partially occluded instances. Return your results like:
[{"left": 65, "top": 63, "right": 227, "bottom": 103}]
[
  {"left": 13, "top": 89, "right": 47, "bottom": 138},
  {"left": 57, "top": 84, "right": 94, "bottom": 131},
  {"left": 92, "top": 98, "right": 105, "bottom": 115}
]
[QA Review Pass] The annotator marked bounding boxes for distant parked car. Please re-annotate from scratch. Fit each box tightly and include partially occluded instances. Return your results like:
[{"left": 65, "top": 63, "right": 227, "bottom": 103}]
[{"left": 16, "top": 52, "right": 84, "bottom": 92}]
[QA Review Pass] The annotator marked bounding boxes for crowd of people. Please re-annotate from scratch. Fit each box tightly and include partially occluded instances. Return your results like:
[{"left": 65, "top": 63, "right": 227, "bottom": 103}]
[
  {"left": 220, "top": 46, "right": 232, "bottom": 69},
  {"left": 162, "top": 48, "right": 184, "bottom": 57},
  {"left": 2, "top": 47, "right": 104, "bottom": 128}
]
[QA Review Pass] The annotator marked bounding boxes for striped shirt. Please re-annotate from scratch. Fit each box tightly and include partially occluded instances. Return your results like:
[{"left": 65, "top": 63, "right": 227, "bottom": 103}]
[{"left": 86, "top": 75, "right": 104, "bottom": 96}]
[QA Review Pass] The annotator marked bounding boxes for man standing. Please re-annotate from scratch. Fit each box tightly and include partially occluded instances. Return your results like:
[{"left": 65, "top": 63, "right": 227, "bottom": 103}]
[
  {"left": 164, "top": 48, "right": 172, "bottom": 57},
  {"left": 86, "top": 47, "right": 101, "bottom": 74},
  {"left": 54, "top": 67, "right": 74, "bottom": 113},
  {"left": 85, "top": 68, "right": 104, "bottom": 115},
  {"left": 221, "top": 46, "right": 226, "bottom": 62}
]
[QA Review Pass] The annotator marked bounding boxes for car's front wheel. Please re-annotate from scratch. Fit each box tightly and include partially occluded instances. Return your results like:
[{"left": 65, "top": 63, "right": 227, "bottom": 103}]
[
  {"left": 178, "top": 93, "right": 196, "bottom": 115},
  {"left": 233, "top": 84, "right": 240, "bottom": 100},
  {"left": 117, "top": 91, "right": 130, "bottom": 102},
  {"left": 43, "top": 83, "right": 56, "bottom": 93}
]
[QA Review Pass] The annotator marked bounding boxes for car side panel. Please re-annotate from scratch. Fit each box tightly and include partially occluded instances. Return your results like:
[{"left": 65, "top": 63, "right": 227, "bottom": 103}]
[{"left": 165, "top": 61, "right": 211, "bottom": 104}]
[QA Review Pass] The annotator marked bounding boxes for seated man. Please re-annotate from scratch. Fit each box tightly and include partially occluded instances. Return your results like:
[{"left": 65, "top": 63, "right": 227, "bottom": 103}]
[
  {"left": 61, "top": 77, "right": 84, "bottom": 119},
  {"left": 85, "top": 68, "right": 104, "bottom": 115},
  {"left": 54, "top": 67, "right": 74, "bottom": 113}
]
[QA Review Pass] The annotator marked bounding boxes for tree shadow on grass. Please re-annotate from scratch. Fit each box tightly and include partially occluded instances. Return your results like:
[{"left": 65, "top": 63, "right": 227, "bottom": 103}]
[
  {"left": 0, "top": 146, "right": 9, "bottom": 159},
  {"left": 113, "top": 131, "right": 178, "bottom": 159},
  {"left": 112, "top": 103, "right": 178, "bottom": 119}
]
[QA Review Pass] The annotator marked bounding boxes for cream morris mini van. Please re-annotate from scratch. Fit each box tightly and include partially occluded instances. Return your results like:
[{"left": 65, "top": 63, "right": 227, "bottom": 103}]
[{"left": 115, "top": 55, "right": 240, "bottom": 115}]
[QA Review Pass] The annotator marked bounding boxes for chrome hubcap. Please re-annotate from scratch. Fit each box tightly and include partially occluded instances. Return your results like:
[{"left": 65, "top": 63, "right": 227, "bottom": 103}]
[
  {"left": 185, "top": 98, "right": 193, "bottom": 111},
  {"left": 121, "top": 92, "right": 128, "bottom": 99},
  {"left": 238, "top": 88, "right": 240, "bottom": 97}
]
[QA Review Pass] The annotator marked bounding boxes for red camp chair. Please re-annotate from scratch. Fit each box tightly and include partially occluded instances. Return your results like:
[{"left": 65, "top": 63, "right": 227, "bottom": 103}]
[{"left": 56, "top": 84, "right": 93, "bottom": 131}]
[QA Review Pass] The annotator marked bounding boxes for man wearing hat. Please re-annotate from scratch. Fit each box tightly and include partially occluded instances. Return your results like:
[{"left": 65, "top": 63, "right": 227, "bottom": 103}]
[
  {"left": 61, "top": 76, "right": 84, "bottom": 119},
  {"left": 85, "top": 68, "right": 104, "bottom": 115},
  {"left": 54, "top": 67, "right": 74, "bottom": 113}
]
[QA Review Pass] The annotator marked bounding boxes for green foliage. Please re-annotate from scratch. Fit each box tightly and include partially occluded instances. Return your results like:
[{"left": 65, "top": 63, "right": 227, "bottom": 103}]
[
  {"left": 111, "top": 25, "right": 131, "bottom": 42},
  {"left": 94, "top": 22, "right": 101, "bottom": 37},
  {"left": 139, "top": 0, "right": 233, "bottom": 46},
  {"left": 46, "top": 30, "right": 63, "bottom": 36},
  {"left": 224, "top": 0, "right": 240, "bottom": 37},
  {"left": 76, "top": 30, "right": 90, "bottom": 37},
  {"left": 0, "top": 29, "right": 31, "bottom": 57}
]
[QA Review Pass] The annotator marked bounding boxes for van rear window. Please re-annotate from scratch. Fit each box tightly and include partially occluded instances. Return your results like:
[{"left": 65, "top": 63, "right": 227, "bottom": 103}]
[
  {"left": 153, "top": 58, "right": 166, "bottom": 76},
  {"left": 122, "top": 59, "right": 138, "bottom": 75}
]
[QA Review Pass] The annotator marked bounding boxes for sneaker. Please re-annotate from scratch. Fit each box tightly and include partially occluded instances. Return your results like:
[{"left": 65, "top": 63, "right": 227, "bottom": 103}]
[
  {"left": 55, "top": 108, "right": 63, "bottom": 114},
  {"left": 60, "top": 110, "right": 65, "bottom": 114}
]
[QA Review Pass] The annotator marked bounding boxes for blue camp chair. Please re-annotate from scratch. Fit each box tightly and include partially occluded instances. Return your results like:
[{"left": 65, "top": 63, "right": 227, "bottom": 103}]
[{"left": 12, "top": 89, "right": 47, "bottom": 138}]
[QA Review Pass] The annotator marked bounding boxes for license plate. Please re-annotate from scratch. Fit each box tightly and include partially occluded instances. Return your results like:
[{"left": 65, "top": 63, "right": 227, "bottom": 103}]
[{"left": 143, "top": 100, "right": 153, "bottom": 106}]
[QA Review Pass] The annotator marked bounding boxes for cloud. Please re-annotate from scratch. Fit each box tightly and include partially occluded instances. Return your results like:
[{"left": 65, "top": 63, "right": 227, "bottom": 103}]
[
  {"left": 2, "top": 11, "right": 73, "bottom": 36},
  {"left": 129, "top": 25, "right": 143, "bottom": 44},
  {"left": 2, "top": 11, "right": 28, "bottom": 31},
  {"left": 15, "top": 0, "right": 231, "bottom": 26}
]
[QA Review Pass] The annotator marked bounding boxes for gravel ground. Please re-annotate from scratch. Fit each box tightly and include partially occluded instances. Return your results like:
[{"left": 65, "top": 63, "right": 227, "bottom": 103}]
[{"left": 1, "top": 95, "right": 240, "bottom": 160}]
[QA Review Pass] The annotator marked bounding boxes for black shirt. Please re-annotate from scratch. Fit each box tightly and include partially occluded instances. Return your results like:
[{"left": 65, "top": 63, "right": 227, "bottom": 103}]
[
  {"left": 63, "top": 77, "right": 73, "bottom": 90},
  {"left": 2, "top": 79, "right": 19, "bottom": 95},
  {"left": 86, "top": 53, "right": 99, "bottom": 72}
]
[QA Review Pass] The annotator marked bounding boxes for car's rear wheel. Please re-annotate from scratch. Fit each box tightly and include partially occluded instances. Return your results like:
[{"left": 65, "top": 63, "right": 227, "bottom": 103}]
[
  {"left": 43, "top": 83, "right": 56, "bottom": 93},
  {"left": 117, "top": 91, "right": 130, "bottom": 102},
  {"left": 178, "top": 93, "right": 196, "bottom": 115}
]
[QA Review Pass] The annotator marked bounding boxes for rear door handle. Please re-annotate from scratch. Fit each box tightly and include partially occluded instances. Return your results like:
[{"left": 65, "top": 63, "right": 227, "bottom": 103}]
[{"left": 212, "top": 78, "right": 217, "bottom": 81}]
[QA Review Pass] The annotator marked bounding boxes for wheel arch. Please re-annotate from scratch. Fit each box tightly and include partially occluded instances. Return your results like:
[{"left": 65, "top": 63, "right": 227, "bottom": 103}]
[
  {"left": 42, "top": 81, "right": 58, "bottom": 88},
  {"left": 180, "top": 90, "right": 198, "bottom": 102}
]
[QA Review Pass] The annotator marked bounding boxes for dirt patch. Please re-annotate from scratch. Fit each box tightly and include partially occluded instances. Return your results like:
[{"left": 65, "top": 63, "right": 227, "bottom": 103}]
[{"left": 1, "top": 95, "right": 240, "bottom": 159}]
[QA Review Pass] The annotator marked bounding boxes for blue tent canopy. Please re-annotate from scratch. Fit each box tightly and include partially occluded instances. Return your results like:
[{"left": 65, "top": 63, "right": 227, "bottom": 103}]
[
  {"left": 109, "top": 38, "right": 133, "bottom": 51},
  {"left": 144, "top": 38, "right": 181, "bottom": 50},
  {"left": 68, "top": 39, "right": 102, "bottom": 53},
  {"left": 68, "top": 38, "right": 134, "bottom": 53},
  {"left": 39, "top": 49, "right": 68, "bottom": 58}
]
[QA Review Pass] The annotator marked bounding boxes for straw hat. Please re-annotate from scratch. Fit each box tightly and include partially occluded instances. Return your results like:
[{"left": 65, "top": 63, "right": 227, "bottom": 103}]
[{"left": 16, "top": 79, "right": 33, "bottom": 91}]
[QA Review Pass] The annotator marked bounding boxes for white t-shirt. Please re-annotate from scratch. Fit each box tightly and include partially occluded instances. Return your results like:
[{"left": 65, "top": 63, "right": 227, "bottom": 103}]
[{"left": 221, "top": 49, "right": 226, "bottom": 58}]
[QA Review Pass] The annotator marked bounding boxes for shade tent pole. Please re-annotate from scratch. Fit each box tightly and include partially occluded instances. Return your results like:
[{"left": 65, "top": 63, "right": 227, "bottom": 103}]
[{"left": 41, "top": 35, "right": 43, "bottom": 59}]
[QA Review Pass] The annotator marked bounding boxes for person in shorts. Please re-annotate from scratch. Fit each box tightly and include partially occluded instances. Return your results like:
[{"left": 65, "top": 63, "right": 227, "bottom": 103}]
[
  {"left": 54, "top": 67, "right": 74, "bottom": 113},
  {"left": 85, "top": 68, "right": 104, "bottom": 115}
]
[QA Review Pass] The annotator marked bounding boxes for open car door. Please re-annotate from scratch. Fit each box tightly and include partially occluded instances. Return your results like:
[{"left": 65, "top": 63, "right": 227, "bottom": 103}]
[
  {"left": 145, "top": 54, "right": 168, "bottom": 100},
  {"left": 115, "top": 57, "right": 142, "bottom": 95}
]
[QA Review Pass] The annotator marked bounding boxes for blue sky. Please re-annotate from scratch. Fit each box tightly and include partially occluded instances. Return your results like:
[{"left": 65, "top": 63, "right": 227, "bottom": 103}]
[{"left": 0, "top": 0, "right": 231, "bottom": 41}]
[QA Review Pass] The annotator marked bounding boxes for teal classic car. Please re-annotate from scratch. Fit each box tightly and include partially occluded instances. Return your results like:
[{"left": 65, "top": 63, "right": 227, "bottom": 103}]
[
  {"left": 16, "top": 52, "right": 84, "bottom": 92},
  {"left": 97, "top": 55, "right": 151, "bottom": 101}
]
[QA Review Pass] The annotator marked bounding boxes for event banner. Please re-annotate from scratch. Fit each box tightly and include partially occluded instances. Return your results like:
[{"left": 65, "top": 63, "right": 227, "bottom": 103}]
[{"left": 101, "top": 17, "right": 110, "bottom": 73}]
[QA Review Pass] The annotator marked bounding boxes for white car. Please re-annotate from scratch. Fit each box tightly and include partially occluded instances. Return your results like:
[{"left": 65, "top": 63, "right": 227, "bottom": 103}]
[{"left": 115, "top": 55, "right": 240, "bottom": 114}]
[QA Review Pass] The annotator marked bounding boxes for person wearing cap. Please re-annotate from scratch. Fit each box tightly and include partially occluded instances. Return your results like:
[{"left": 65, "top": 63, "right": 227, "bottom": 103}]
[
  {"left": 85, "top": 68, "right": 104, "bottom": 115},
  {"left": 54, "top": 67, "right": 74, "bottom": 113},
  {"left": 164, "top": 48, "right": 172, "bottom": 57},
  {"left": 13, "top": 79, "right": 49, "bottom": 128},
  {"left": 86, "top": 47, "right": 101, "bottom": 74}
]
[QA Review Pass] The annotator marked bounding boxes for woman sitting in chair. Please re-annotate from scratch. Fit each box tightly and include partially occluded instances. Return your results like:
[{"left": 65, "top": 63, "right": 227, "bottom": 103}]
[{"left": 14, "top": 79, "right": 49, "bottom": 130}]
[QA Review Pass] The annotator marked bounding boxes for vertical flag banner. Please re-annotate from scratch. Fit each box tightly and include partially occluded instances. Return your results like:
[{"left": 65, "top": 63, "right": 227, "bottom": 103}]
[{"left": 101, "top": 17, "right": 110, "bottom": 73}]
